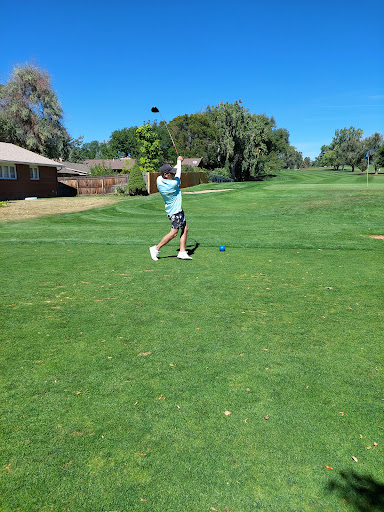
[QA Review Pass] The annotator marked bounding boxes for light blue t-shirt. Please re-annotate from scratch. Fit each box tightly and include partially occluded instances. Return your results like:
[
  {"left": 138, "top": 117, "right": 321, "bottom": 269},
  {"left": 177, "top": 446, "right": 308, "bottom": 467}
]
[{"left": 156, "top": 176, "right": 182, "bottom": 216}]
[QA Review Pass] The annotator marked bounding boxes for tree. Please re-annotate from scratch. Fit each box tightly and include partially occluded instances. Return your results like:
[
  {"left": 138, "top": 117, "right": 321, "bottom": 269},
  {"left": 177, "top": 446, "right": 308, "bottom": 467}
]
[
  {"left": 315, "top": 143, "right": 343, "bottom": 170},
  {"left": 167, "top": 113, "right": 220, "bottom": 169},
  {"left": 126, "top": 162, "right": 147, "bottom": 195},
  {"left": 316, "top": 127, "right": 365, "bottom": 171},
  {"left": 136, "top": 124, "right": 162, "bottom": 172},
  {"left": 67, "top": 136, "right": 85, "bottom": 162},
  {"left": 365, "top": 132, "right": 384, "bottom": 174},
  {"left": 303, "top": 157, "right": 311, "bottom": 168},
  {"left": 205, "top": 101, "right": 284, "bottom": 180},
  {"left": 336, "top": 127, "right": 364, "bottom": 172},
  {"left": 0, "top": 84, "right": 7, "bottom": 141},
  {"left": 375, "top": 145, "right": 384, "bottom": 169},
  {"left": 281, "top": 146, "right": 303, "bottom": 169},
  {"left": 109, "top": 127, "right": 140, "bottom": 158},
  {"left": 205, "top": 101, "right": 248, "bottom": 179},
  {"left": 148, "top": 122, "right": 174, "bottom": 162},
  {"left": 98, "top": 141, "right": 115, "bottom": 159},
  {"left": 89, "top": 161, "right": 117, "bottom": 176},
  {"left": 0, "top": 64, "right": 70, "bottom": 159}
]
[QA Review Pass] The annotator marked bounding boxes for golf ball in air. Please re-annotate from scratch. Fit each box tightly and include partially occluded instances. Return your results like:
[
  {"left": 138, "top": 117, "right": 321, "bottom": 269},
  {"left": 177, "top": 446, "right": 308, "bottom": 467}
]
[{"left": 219, "top": 245, "right": 226, "bottom": 251}]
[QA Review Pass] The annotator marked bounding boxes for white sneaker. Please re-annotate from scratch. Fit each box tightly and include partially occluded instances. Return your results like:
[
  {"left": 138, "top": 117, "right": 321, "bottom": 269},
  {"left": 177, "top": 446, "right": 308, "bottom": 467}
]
[
  {"left": 149, "top": 246, "right": 159, "bottom": 261},
  {"left": 177, "top": 251, "right": 192, "bottom": 260}
]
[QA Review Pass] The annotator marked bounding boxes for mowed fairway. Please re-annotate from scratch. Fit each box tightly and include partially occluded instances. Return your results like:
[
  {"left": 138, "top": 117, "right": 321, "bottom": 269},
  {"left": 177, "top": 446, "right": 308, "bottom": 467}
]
[{"left": 1, "top": 170, "right": 383, "bottom": 512}]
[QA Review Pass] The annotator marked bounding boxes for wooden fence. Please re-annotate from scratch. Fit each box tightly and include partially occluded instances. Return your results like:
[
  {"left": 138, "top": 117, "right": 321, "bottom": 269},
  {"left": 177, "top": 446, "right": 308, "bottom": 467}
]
[
  {"left": 58, "top": 175, "right": 129, "bottom": 196},
  {"left": 58, "top": 172, "right": 208, "bottom": 196}
]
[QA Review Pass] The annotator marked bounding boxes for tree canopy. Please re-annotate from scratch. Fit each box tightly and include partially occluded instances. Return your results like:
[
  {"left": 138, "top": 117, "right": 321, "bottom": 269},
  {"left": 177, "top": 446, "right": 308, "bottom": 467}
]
[
  {"left": 205, "top": 101, "right": 300, "bottom": 179},
  {"left": 136, "top": 124, "right": 162, "bottom": 172},
  {"left": 375, "top": 145, "right": 384, "bottom": 169},
  {"left": 0, "top": 64, "right": 70, "bottom": 159},
  {"left": 168, "top": 113, "right": 220, "bottom": 169},
  {"left": 109, "top": 127, "right": 140, "bottom": 158},
  {"left": 315, "top": 127, "right": 384, "bottom": 172},
  {"left": 366, "top": 133, "right": 384, "bottom": 173}
]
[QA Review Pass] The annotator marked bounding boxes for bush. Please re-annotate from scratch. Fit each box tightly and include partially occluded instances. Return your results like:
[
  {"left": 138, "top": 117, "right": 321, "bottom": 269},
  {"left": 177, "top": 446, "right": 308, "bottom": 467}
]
[
  {"left": 115, "top": 186, "right": 128, "bottom": 196},
  {"left": 127, "top": 163, "right": 147, "bottom": 196},
  {"left": 89, "top": 161, "right": 117, "bottom": 176},
  {"left": 358, "top": 159, "right": 368, "bottom": 172},
  {"left": 181, "top": 165, "right": 196, "bottom": 172},
  {"left": 209, "top": 173, "right": 234, "bottom": 183}
]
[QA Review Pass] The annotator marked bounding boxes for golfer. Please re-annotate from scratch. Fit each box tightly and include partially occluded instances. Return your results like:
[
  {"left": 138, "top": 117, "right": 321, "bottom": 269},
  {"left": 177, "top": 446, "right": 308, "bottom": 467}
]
[{"left": 149, "top": 156, "right": 192, "bottom": 261}]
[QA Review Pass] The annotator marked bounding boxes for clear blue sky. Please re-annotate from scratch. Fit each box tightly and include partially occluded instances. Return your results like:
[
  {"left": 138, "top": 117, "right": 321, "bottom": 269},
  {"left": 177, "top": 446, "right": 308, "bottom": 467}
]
[{"left": 2, "top": 0, "right": 383, "bottom": 160}]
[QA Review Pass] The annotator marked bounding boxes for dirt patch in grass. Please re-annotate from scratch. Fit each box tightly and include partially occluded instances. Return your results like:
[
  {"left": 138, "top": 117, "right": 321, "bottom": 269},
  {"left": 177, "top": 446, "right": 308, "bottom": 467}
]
[
  {"left": 370, "top": 235, "right": 384, "bottom": 239},
  {"left": 0, "top": 196, "right": 120, "bottom": 221},
  {"left": 183, "top": 189, "right": 235, "bottom": 194}
]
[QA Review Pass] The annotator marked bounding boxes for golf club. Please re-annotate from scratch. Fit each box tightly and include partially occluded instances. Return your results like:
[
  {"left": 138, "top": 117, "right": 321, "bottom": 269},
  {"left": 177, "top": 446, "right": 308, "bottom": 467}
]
[{"left": 151, "top": 106, "right": 178, "bottom": 155}]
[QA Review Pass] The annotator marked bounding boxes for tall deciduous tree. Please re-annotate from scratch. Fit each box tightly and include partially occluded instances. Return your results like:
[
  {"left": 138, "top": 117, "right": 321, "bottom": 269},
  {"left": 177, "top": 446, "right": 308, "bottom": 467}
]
[
  {"left": 0, "top": 64, "right": 70, "bottom": 159},
  {"left": 205, "top": 101, "right": 290, "bottom": 180},
  {"left": 316, "top": 127, "right": 367, "bottom": 171},
  {"left": 109, "top": 127, "right": 140, "bottom": 158},
  {"left": 365, "top": 132, "right": 384, "bottom": 174},
  {"left": 136, "top": 124, "right": 162, "bottom": 172},
  {"left": 336, "top": 127, "right": 364, "bottom": 172},
  {"left": 281, "top": 146, "right": 303, "bottom": 169},
  {"left": 151, "top": 122, "right": 177, "bottom": 162},
  {"left": 167, "top": 113, "right": 219, "bottom": 169},
  {"left": 375, "top": 145, "right": 384, "bottom": 169}
]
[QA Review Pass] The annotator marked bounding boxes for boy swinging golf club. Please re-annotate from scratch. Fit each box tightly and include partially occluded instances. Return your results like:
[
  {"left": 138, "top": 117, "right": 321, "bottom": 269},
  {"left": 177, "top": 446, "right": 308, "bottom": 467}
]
[{"left": 149, "top": 156, "right": 192, "bottom": 261}]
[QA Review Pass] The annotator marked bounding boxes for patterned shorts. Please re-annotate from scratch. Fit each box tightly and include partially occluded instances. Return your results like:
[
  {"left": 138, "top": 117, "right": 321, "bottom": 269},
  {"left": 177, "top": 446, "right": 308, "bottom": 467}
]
[{"left": 168, "top": 210, "right": 187, "bottom": 230}]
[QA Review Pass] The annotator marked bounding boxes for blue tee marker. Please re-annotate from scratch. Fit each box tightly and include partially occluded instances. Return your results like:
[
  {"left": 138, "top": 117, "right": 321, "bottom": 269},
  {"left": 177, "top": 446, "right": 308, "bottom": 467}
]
[{"left": 219, "top": 245, "right": 226, "bottom": 251}]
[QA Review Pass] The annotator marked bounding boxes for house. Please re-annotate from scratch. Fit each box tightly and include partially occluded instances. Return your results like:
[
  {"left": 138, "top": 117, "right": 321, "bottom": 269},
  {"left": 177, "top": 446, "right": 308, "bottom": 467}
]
[
  {"left": 181, "top": 158, "right": 202, "bottom": 168},
  {"left": 84, "top": 158, "right": 136, "bottom": 173},
  {"left": 0, "top": 143, "right": 64, "bottom": 200},
  {"left": 58, "top": 162, "right": 90, "bottom": 176}
]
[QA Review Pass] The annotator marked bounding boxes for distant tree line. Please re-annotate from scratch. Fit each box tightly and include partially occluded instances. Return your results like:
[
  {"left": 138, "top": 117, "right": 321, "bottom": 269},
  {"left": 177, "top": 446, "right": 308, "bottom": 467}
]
[
  {"left": 68, "top": 101, "right": 307, "bottom": 181},
  {"left": 315, "top": 128, "right": 383, "bottom": 174},
  {"left": 1, "top": 64, "right": 383, "bottom": 180}
]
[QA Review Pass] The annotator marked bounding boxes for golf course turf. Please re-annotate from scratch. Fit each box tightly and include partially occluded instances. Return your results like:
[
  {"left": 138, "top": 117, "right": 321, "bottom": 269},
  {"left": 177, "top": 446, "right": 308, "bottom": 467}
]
[{"left": 1, "top": 169, "right": 383, "bottom": 511}]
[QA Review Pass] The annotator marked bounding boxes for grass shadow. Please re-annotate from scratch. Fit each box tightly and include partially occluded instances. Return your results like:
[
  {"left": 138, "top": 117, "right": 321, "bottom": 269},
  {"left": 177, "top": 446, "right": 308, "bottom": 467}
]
[
  {"left": 186, "top": 241, "right": 200, "bottom": 255},
  {"left": 328, "top": 470, "right": 384, "bottom": 511},
  {"left": 159, "top": 242, "right": 200, "bottom": 259}
]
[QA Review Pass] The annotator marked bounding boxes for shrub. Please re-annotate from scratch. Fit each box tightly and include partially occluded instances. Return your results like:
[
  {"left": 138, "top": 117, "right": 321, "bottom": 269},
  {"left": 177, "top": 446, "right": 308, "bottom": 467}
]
[
  {"left": 181, "top": 165, "right": 196, "bottom": 172},
  {"left": 209, "top": 173, "right": 234, "bottom": 183},
  {"left": 89, "top": 161, "right": 117, "bottom": 176},
  {"left": 115, "top": 186, "right": 128, "bottom": 196},
  {"left": 212, "top": 160, "right": 231, "bottom": 179},
  {"left": 127, "top": 163, "right": 147, "bottom": 196}
]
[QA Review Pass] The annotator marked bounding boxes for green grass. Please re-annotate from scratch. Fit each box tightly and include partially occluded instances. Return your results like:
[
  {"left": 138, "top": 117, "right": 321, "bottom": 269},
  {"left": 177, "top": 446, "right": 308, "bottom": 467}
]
[{"left": 1, "top": 169, "right": 384, "bottom": 511}]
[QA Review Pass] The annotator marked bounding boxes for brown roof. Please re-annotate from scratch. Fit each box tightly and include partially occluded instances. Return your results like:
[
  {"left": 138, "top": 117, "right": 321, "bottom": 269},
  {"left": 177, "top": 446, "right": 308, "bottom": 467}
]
[
  {"left": 84, "top": 158, "right": 136, "bottom": 170},
  {"left": 182, "top": 158, "right": 202, "bottom": 167},
  {"left": 0, "top": 142, "right": 64, "bottom": 168},
  {"left": 58, "top": 162, "right": 91, "bottom": 176}
]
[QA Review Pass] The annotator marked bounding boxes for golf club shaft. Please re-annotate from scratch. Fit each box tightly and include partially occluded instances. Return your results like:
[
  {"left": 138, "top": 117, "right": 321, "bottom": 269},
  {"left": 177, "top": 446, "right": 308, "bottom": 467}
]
[
  {"left": 153, "top": 108, "right": 178, "bottom": 155},
  {"left": 163, "top": 122, "right": 178, "bottom": 156}
]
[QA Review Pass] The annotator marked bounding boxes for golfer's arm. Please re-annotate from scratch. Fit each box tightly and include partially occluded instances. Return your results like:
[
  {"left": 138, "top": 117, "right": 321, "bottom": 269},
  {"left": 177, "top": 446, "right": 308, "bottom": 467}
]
[{"left": 175, "top": 159, "right": 181, "bottom": 179}]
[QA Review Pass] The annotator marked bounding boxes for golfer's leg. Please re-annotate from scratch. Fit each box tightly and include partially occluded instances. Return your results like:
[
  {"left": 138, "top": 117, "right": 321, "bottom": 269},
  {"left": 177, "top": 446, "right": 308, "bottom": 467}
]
[
  {"left": 157, "top": 228, "right": 179, "bottom": 250},
  {"left": 179, "top": 224, "right": 189, "bottom": 252}
]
